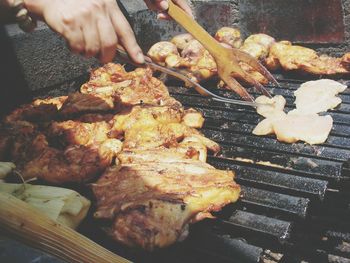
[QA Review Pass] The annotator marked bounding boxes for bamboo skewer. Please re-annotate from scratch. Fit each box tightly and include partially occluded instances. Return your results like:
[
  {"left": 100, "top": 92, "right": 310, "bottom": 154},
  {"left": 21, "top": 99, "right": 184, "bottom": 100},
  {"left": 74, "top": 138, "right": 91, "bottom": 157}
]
[{"left": 0, "top": 192, "right": 131, "bottom": 263}]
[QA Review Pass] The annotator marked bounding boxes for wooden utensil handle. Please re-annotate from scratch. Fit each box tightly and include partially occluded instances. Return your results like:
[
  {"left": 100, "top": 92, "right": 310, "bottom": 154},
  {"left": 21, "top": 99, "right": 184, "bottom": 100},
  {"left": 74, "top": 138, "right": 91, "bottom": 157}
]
[
  {"left": 167, "top": 0, "right": 224, "bottom": 58},
  {"left": 0, "top": 192, "right": 130, "bottom": 263}
]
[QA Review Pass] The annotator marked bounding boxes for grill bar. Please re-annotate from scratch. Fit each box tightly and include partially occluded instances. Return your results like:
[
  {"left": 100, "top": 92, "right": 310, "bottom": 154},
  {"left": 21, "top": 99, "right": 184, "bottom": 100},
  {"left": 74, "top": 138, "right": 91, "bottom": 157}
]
[
  {"left": 215, "top": 143, "right": 344, "bottom": 181},
  {"left": 224, "top": 210, "right": 292, "bottom": 242},
  {"left": 240, "top": 186, "right": 310, "bottom": 218},
  {"left": 209, "top": 157, "right": 328, "bottom": 200}
]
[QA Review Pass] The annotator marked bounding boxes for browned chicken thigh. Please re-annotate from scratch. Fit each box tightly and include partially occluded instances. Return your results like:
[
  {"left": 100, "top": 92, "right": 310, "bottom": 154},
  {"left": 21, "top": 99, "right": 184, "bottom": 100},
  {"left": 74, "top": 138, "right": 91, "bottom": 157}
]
[{"left": 92, "top": 155, "right": 240, "bottom": 250}]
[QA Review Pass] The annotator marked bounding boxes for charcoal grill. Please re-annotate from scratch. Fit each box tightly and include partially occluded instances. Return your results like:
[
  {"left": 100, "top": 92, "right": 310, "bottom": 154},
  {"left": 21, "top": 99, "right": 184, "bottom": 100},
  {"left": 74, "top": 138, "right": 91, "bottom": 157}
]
[
  {"left": 1, "top": 1, "right": 350, "bottom": 262},
  {"left": 10, "top": 70, "right": 345, "bottom": 263}
]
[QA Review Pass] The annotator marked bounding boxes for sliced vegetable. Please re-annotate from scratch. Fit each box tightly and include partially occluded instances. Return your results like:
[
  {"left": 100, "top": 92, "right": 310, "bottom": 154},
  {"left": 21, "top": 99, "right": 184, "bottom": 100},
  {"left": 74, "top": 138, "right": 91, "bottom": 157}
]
[{"left": 0, "top": 183, "right": 90, "bottom": 229}]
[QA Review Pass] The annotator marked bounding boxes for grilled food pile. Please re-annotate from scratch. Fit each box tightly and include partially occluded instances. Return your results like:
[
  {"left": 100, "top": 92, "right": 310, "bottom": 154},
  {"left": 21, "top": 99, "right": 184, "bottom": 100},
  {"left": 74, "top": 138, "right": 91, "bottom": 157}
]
[
  {"left": 0, "top": 63, "right": 240, "bottom": 250},
  {"left": 147, "top": 27, "right": 350, "bottom": 88}
]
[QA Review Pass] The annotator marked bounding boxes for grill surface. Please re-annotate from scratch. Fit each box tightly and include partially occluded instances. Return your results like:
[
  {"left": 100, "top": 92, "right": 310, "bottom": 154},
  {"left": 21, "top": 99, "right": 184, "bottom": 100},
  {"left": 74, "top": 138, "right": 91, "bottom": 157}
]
[{"left": 29, "top": 72, "right": 350, "bottom": 263}]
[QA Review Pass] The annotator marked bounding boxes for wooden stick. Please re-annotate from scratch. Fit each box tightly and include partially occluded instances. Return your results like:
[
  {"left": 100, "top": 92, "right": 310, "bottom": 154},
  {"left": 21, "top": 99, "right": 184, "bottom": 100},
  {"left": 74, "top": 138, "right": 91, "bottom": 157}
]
[{"left": 0, "top": 192, "right": 131, "bottom": 263}]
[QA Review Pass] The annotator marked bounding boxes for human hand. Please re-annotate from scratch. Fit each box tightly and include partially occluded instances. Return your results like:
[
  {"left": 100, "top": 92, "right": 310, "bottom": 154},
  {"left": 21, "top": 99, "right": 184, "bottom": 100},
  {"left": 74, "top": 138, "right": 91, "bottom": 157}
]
[
  {"left": 24, "top": 0, "right": 144, "bottom": 64},
  {"left": 143, "top": 0, "right": 193, "bottom": 19}
]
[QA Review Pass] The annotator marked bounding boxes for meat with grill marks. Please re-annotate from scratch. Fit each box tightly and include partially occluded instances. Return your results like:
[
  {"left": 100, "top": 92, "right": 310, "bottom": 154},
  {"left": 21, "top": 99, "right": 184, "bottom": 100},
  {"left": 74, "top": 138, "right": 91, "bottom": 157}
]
[
  {"left": 265, "top": 41, "right": 350, "bottom": 75},
  {"left": 0, "top": 119, "right": 122, "bottom": 183},
  {"left": 110, "top": 104, "right": 219, "bottom": 153},
  {"left": 80, "top": 63, "right": 179, "bottom": 108},
  {"left": 92, "top": 149, "right": 240, "bottom": 250},
  {"left": 4, "top": 96, "right": 67, "bottom": 124}
]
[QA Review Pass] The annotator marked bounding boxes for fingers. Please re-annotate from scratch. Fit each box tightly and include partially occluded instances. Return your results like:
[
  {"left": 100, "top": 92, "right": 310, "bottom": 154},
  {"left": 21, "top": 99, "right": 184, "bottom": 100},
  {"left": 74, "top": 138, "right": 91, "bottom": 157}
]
[
  {"left": 144, "top": 0, "right": 168, "bottom": 11},
  {"left": 144, "top": 0, "right": 193, "bottom": 18},
  {"left": 62, "top": 24, "right": 85, "bottom": 54},
  {"left": 42, "top": 0, "right": 143, "bottom": 64},
  {"left": 96, "top": 16, "right": 117, "bottom": 63},
  {"left": 172, "top": 0, "right": 193, "bottom": 17},
  {"left": 109, "top": 5, "right": 144, "bottom": 64},
  {"left": 81, "top": 17, "right": 100, "bottom": 58}
]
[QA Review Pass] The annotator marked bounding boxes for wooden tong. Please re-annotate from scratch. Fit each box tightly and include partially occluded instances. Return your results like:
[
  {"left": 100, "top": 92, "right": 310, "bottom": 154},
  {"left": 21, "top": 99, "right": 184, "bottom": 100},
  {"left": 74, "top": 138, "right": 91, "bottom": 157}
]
[{"left": 167, "top": 0, "right": 278, "bottom": 102}]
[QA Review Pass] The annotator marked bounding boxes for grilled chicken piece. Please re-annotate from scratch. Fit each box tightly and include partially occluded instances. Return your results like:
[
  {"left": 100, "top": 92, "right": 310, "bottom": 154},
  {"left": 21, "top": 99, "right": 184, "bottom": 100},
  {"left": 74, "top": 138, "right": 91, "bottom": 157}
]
[
  {"left": 292, "top": 79, "right": 347, "bottom": 115},
  {"left": 10, "top": 125, "right": 122, "bottom": 183},
  {"left": 244, "top": 34, "right": 275, "bottom": 49},
  {"left": 111, "top": 105, "right": 219, "bottom": 152},
  {"left": 214, "top": 27, "right": 242, "bottom": 48},
  {"left": 33, "top": 96, "right": 68, "bottom": 109},
  {"left": 227, "top": 34, "right": 274, "bottom": 86},
  {"left": 253, "top": 80, "right": 340, "bottom": 144},
  {"left": 171, "top": 33, "right": 194, "bottom": 50},
  {"left": 92, "top": 156, "right": 240, "bottom": 250},
  {"left": 118, "top": 142, "right": 206, "bottom": 164},
  {"left": 183, "top": 108, "right": 205, "bottom": 128},
  {"left": 241, "top": 33, "right": 275, "bottom": 60},
  {"left": 255, "top": 95, "right": 286, "bottom": 118},
  {"left": 147, "top": 40, "right": 217, "bottom": 82},
  {"left": 48, "top": 120, "right": 112, "bottom": 146},
  {"left": 273, "top": 113, "right": 333, "bottom": 144},
  {"left": 147, "top": 41, "right": 179, "bottom": 65},
  {"left": 265, "top": 41, "right": 350, "bottom": 75},
  {"left": 5, "top": 96, "right": 67, "bottom": 124},
  {"left": 60, "top": 93, "right": 115, "bottom": 115},
  {"left": 180, "top": 40, "right": 217, "bottom": 82},
  {"left": 22, "top": 135, "right": 122, "bottom": 183},
  {"left": 81, "top": 64, "right": 179, "bottom": 108},
  {"left": 253, "top": 110, "right": 333, "bottom": 144},
  {"left": 1, "top": 116, "right": 121, "bottom": 183}
]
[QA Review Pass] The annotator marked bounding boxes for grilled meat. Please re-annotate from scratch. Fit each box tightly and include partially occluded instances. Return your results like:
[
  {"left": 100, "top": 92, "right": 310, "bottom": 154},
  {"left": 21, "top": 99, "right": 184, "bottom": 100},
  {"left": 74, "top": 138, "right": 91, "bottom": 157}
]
[
  {"left": 265, "top": 41, "right": 350, "bottom": 75},
  {"left": 214, "top": 27, "right": 242, "bottom": 48},
  {"left": 80, "top": 64, "right": 179, "bottom": 108},
  {"left": 271, "top": 113, "right": 333, "bottom": 145},
  {"left": 292, "top": 79, "right": 347, "bottom": 115},
  {"left": 253, "top": 79, "right": 345, "bottom": 144},
  {"left": 171, "top": 33, "right": 194, "bottom": 50},
  {"left": 110, "top": 104, "right": 219, "bottom": 152},
  {"left": 244, "top": 34, "right": 276, "bottom": 51},
  {"left": 0, "top": 119, "right": 122, "bottom": 183},
  {"left": 241, "top": 34, "right": 275, "bottom": 61},
  {"left": 22, "top": 136, "right": 122, "bottom": 183},
  {"left": 147, "top": 41, "right": 180, "bottom": 65},
  {"left": 48, "top": 120, "right": 112, "bottom": 146},
  {"left": 181, "top": 40, "right": 218, "bottom": 82},
  {"left": 60, "top": 93, "right": 115, "bottom": 115},
  {"left": 255, "top": 95, "right": 286, "bottom": 118},
  {"left": 92, "top": 152, "right": 240, "bottom": 250}
]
